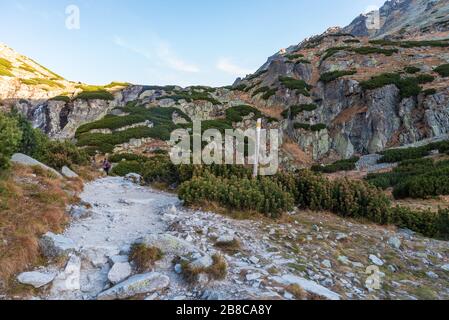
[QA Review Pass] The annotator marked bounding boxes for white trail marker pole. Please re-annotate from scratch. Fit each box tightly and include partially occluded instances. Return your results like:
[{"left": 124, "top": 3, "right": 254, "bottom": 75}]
[{"left": 253, "top": 118, "right": 262, "bottom": 178}]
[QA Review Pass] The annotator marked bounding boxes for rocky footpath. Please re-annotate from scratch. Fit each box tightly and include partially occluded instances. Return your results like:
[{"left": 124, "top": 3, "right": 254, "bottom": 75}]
[{"left": 14, "top": 176, "right": 449, "bottom": 300}]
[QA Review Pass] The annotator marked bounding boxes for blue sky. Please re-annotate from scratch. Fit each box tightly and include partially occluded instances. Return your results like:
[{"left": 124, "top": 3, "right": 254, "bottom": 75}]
[{"left": 0, "top": 0, "right": 385, "bottom": 87}]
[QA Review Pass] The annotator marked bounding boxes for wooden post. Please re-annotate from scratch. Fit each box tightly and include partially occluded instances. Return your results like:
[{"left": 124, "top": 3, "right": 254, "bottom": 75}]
[{"left": 253, "top": 118, "right": 262, "bottom": 178}]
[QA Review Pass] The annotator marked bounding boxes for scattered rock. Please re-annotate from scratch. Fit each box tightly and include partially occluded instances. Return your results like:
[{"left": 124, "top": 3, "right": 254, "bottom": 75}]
[
  {"left": 388, "top": 237, "right": 401, "bottom": 250},
  {"left": 108, "top": 262, "right": 132, "bottom": 284},
  {"left": 272, "top": 274, "right": 340, "bottom": 300},
  {"left": 441, "top": 264, "right": 449, "bottom": 272},
  {"left": 174, "top": 264, "right": 182, "bottom": 274},
  {"left": 369, "top": 255, "right": 384, "bottom": 266},
  {"left": 322, "top": 260, "right": 332, "bottom": 268},
  {"left": 135, "top": 234, "right": 202, "bottom": 257},
  {"left": 61, "top": 166, "right": 79, "bottom": 179},
  {"left": 17, "top": 271, "right": 56, "bottom": 288},
  {"left": 69, "top": 205, "right": 92, "bottom": 220},
  {"left": 216, "top": 235, "right": 235, "bottom": 244},
  {"left": 97, "top": 272, "right": 170, "bottom": 300},
  {"left": 52, "top": 255, "right": 81, "bottom": 292},
  {"left": 190, "top": 255, "right": 213, "bottom": 269},
  {"left": 338, "top": 256, "right": 350, "bottom": 265},
  {"left": 336, "top": 233, "right": 348, "bottom": 241},
  {"left": 39, "top": 232, "right": 77, "bottom": 259},
  {"left": 249, "top": 256, "right": 260, "bottom": 265},
  {"left": 125, "top": 173, "right": 142, "bottom": 184},
  {"left": 426, "top": 271, "right": 439, "bottom": 279}
]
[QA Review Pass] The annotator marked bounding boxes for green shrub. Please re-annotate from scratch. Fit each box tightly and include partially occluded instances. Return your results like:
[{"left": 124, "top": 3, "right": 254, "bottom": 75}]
[
  {"left": 343, "top": 39, "right": 360, "bottom": 43},
  {"left": 331, "top": 179, "right": 391, "bottom": 224},
  {"left": 360, "top": 73, "right": 422, "bottom": 98},
  {"left": 292, "top": 170, "right": 333, "bottom": 211},
  {"left": 378, "top": 140, "right": 449, "bottom": 163},
  {"left": 423, "top": 88, "right": 437, "bottom": 96},
  {"left": 415, "top": 74, "right": 435, "bottom": 84},
  {"left": 352, "top": 46, "right": 398, "bottom": 56},
  {"left": 369, "top": 39, "right": 449, "bottom": 48},
  {"left": 311, "top": 124, "right": 327, "bottom": 131},
  {"left": 37, "top": 140, "right": 89, "bottom": 170},
  {"left": 142, "top": 155, "right": 179, "bottom": 185},
  {"left": 312, "top": 157, "right": 359, "bottom": 173},
  {"left": 103, "top": 82, "right": 130, "bottom": 88},
  {"left": 225, "top": 105, "right": 262, "bottom": 122},
  {"left": 321, "top": 46, "right": 397, "bottom": 61},
  {"left": 319, "top": 70, "right": 356, "bottom": 83},
  {"left": 282, "top": 104, "right": 318, "bottom": 119},
  {"left": 389, "top": 207, "right": 449, "bottom": 240},
  {"left": 434, "top": 64, "right": 449, "bottom": 77},
  {"left": 404, "top": 66, "right": 420, "bottom": 74},
  {"left": 295, "top": 59, "right": 311, "bottom": 65},
  {"left": 179, "top": 174, "right": 294, "bottom": 218},
  {"left": 278, "top": 76, "right": 312, "bottom": 96},
  {"left": 322, "top": 46, "right": 350, "bottom": 61},
  {"left": 160, "top": 90, "right": 221, "bottom": 105},
  {"left": 109, "top": 153, "right": 148, "bottom": 163},
  {"left": 8, "top": 112, "right": 43, "bottom": 157},
  {"left": 252, "top": 86, "right": 271, "bottom": 97},
  {"left": 49, "top": 95, "right": 71, "bottom": 103},
  {"left": 0, "top": 113, "right": 22, "bottom": 170},
  {"left": 285, "top": 53, "right": 304, "bottom": 60},
  {"left": 76, "top": 90, "right": 114, "bottom": 101},
  {"left": 111, "top": 161, "right": 143, "bottom": 176}
]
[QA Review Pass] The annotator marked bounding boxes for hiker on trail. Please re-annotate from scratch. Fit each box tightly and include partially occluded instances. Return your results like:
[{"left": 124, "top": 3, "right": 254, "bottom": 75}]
[{"left": 102, "top": 159, "right": 112, "bottom": 176}]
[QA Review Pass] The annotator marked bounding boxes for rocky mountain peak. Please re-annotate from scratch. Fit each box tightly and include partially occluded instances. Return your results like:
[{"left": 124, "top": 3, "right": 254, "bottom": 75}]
[{"left": 343, "top": 0, "right": 449, "bottom": 39}]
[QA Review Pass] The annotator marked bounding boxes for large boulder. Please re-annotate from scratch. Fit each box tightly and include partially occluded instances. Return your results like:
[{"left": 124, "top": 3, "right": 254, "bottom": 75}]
[
  {"left": 97, "top": 272, "right": 170, "bottom": 300},
  {"left": 134, "top": 234, "right": 202, "bottom": 257},
  {"left": 39, "top": 232, "right": 78, "bottom": 259},
  {"left": 271, "top": 274, "right": 341, "bottom": 300},
  {"left": 61, "top": 166, "right": 79, "bottom": 178},
  {"left": 17, "top": 271, "right": 56, "bottom": 288},
  {"left": 11, "top": 153, "right": 62, "bottom": 178}
]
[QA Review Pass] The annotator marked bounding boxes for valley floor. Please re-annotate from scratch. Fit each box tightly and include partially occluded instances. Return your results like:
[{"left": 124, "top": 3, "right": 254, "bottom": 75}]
[{"left": 19, "top": 177, "right": 449, "bottom": 300}]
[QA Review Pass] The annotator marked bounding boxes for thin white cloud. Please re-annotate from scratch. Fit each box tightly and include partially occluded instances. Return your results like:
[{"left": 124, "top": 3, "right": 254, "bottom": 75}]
[
  {"left": 216, "top": 58, "right": 255, "bottom": 77},
  {"left": 113, "top": 35, "right": 199, "bottom": 73},
  {"left": 156, "top": 41, "right": 200, "bottom": 73}
]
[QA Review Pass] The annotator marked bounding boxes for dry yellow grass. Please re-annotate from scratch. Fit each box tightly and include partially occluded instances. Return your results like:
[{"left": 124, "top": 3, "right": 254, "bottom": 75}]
[{"left": 0, "top": 164, "right": 83, "bottom": 291}]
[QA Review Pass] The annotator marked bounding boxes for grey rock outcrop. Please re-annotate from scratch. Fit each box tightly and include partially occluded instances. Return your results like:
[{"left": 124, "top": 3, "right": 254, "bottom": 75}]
[
  {"left": 39, "top": 232, "right": 78, "bottom": 259},
  {"left": 11, "top": 153, "right": 62, "bottom": 178}
]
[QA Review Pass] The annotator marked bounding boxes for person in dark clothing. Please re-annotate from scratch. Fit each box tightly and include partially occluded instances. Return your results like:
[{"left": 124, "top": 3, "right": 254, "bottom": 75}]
[{"left": 102, "top": 159, "right": 112, "bottom": 176}]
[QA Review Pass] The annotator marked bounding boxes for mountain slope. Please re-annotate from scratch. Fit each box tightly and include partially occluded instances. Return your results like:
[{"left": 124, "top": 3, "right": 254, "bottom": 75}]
[{"left": 343, "top": 0, "right": 449, "bottom": 39}]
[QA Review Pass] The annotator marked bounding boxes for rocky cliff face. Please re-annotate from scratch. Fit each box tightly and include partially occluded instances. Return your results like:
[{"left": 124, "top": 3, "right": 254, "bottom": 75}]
[{"left": 343, "top": 0, "right": 449, "bottom": 39}]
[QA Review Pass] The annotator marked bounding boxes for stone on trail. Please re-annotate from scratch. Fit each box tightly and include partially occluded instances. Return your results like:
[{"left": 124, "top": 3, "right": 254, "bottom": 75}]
[
  {"left": 97, "top": 272, "right": 170, "bottom": 300},
  {"left": 108, "top": 262, "right": 132, "bottom": 284},
  {"left": 125, "top": 173, "right": 142, "bottom": 184},
  {"left": 52, "top": 255, "right": 81, "bottom": 292},
  {"left": 39, "top": 232, "right": 78, "bottom": 259},
  {"left": 134, "top": 234, "right": 202, "bottom": 257},
  {"left": 17, "top": 271, "right": 56, "bottom": 288}
]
